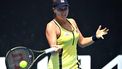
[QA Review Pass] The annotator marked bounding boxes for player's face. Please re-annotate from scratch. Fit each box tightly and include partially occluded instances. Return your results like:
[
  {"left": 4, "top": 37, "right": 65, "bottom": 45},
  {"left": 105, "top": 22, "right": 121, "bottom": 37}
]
[{"left": 54, "top": 6, "right": 69, "bottom": 18}]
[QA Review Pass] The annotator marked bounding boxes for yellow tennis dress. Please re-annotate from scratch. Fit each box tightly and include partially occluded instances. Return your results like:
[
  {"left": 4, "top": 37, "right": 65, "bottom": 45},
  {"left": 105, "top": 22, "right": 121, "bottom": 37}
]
[{"left": 48, "top": 18, "right": 80, "bottom": 69}]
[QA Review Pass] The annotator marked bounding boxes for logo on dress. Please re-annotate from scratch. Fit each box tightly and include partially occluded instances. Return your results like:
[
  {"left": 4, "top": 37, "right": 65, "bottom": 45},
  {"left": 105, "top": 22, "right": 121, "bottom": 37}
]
[{"left": 64, "top": 32, "right": 70, "bottom": 36}]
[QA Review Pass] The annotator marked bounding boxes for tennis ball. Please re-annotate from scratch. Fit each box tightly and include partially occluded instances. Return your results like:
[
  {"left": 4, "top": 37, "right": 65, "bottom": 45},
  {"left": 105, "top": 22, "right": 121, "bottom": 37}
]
[{"left": 19, "top": 60, "right": 28, "bottom": 68}]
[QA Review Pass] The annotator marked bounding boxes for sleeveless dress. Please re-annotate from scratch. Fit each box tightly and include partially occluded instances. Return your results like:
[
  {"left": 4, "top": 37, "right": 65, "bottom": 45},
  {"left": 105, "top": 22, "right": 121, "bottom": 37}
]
[{"left": 48, "top": 18, "right": 80, "bottom": 69}]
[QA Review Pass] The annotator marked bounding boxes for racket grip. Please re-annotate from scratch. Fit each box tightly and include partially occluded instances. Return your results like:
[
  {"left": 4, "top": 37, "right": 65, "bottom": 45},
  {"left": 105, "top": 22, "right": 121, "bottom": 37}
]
[{"left": 44, "top": 48, "right": 56, "bottom": 54}]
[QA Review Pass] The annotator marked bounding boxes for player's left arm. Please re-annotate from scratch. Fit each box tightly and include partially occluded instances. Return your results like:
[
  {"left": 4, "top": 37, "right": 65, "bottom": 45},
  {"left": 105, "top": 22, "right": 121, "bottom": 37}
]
[{"left": 70, "top": 18, "right": 109, "bottom": 48}]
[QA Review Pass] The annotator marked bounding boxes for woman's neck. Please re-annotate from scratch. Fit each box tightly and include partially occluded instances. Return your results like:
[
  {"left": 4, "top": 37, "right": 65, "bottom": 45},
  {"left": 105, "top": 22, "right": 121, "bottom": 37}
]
[
  {"left": 55, "top": 16, "right": 67, "bottom": 24},
  {"left": 55, "top": 16, "right": 74, "bottom": 32}
]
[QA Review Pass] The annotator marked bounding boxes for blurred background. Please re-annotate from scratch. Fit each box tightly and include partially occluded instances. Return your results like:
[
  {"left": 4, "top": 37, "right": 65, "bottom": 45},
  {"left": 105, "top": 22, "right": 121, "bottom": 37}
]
[{"left": 0, "top": 0, "right": 122, "bottom": 69}]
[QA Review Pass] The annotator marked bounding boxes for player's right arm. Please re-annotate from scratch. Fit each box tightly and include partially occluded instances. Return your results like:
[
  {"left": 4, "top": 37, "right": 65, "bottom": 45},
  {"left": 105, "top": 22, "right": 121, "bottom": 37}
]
[
  {"left": 46, "top": 21, "right": 57, "bottom": 46},
  {"left": 45, "top": 21, "right": 62, "bottom": 52}
]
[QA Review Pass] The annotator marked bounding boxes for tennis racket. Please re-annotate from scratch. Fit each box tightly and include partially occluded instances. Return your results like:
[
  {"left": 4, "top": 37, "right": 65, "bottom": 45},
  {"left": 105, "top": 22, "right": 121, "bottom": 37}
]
[{"left": 5, "top": 46, "right": 56, "bottom": 69}]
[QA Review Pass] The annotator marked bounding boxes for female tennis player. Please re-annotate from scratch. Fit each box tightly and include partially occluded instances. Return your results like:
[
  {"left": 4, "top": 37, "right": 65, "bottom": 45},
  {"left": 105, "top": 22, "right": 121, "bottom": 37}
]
[{"left": 45, "top": 0, "right": 109, "bottom": 69}]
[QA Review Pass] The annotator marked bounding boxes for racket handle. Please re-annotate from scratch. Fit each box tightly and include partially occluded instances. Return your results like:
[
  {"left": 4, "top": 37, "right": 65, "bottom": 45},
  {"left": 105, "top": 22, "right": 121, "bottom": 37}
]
[{"left": 44, "top": 48, "right": 56, "bottom": 54}]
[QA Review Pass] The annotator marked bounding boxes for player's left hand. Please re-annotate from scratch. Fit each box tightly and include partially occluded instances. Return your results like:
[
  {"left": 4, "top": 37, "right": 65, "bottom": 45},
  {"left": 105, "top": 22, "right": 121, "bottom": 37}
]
[{"left": 96, "top": 25, "right": 109, "bottom": 39}]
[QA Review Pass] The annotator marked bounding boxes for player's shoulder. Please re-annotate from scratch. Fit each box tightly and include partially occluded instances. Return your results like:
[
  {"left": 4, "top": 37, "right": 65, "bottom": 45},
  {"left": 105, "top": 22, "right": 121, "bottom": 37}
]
[
  {"left": 47, "top": 19, "right": 55, "bottom": 27},
  {"left": 67, "top": 18, "right": 77, "bottom": 26},
  {"left": 46, "top": 19, "right": 57, "bottom": 31},
  {"left": 67, "top": 18, "right": 76, "bottom": 22}
]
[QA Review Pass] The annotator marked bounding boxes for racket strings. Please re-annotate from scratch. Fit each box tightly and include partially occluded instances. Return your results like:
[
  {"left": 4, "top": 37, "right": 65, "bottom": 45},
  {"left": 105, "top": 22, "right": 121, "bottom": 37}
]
[
  {"left": 5, "top": 46, "right": 47, "bottom": 69},
  {"left": 5, "top": 47, "right": 34, "bottom": 69}
]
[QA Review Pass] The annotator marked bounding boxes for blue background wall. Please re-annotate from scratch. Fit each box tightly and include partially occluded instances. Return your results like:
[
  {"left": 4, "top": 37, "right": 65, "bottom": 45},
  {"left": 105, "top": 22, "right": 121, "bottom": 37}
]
[{"left": 0, "top": 0, "right": 122, "bottom": 69}]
